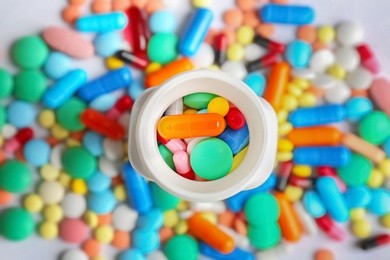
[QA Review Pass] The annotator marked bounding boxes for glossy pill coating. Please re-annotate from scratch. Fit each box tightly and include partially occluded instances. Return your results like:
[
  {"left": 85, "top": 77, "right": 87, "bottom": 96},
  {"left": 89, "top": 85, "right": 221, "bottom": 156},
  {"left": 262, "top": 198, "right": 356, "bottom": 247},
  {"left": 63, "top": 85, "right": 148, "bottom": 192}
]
[
  {"left": 225, "top": 107, "right": 246, "bottom": 130},
  {"left": 344, "top": 186, "right": 372, "bottom": 209},
  {"left": 260, "top": 4, "right": 315, "bottom": 25},
  {"left": 245, "top": 193, "right": 280, "bottom": 226},
  {"left": 148, "top": 33, "right": 179, "bottom": 65},
  {"left": 337, "top": 153, "right": 372, "bottom": 186},
  {"left": 315, "top": 214, "right": 346, "bottom": 241},
  {"left": 80, "top": 109, "right": 125, "bottom": 140},
  {"left": 289, "top": 104, "right": 347, "bottom": 127},
  {"left": 0, "top": 69, "right": 13, "bottom": 99},
  {"left": 125, "top": 6, "right": 150, "bottom": 54},
  {"left": 345, "top": 97, "right": 372, "bottom": 122},
  {"left": 0, "top": 207, "right": 34, "bottom": 241},
  {"left": 87, "top": 189, "right": 116, "bottom": 214},
  {"left": 179, "top": 8, "right": 213, "bottom": 57},
  {"left": 7, "top": 101, "right": 36, "bottom": 128},
  {"left": 287, "top": 126, "right": 341, "bottom": 146},
  {"left": 43, "top": 52, "right": 73, "bottom": 79},
  {"left": 165, "top": 235, "right": 199, "bottom": 260},
  {"left": 263, "top": 62, "right": 290, "bottom": 111},
  {"left": 200, "top": 242, "right": 253, "bottom": 260},
  {"left": 293, "top": 146, "right": 351, "bottom": 167},
  {"left": 136, "top": 208, "right": 163, "bottom": 230},
  {"left": 342, "top": 133, "right": 386, "bottom": 163},
  {"left": 244, "top": 73, "right": 266, "bottom": 96},
  {"left": 274, "top": 192, "right": 302, "bottom": 242},
  {"left": 115, "top": 50, "right": 149, "bottom": 70},
  {"left": 356, "top": 44, "right": 381, "bottom": 74},
  {"left": 285, "top": 40, "right": 312, "bottom": 68},
  {"left": 150, "top": 182, "right": 179, "bottom": 211},
  {"left": 218, "top": 124, "right": 249, "bottom": 154},
  {"left": 76, "top": 12, "right": 128, "bottom": 32},
  {"left": 303, "top": 190, "right": 326, "bottom": 218}
]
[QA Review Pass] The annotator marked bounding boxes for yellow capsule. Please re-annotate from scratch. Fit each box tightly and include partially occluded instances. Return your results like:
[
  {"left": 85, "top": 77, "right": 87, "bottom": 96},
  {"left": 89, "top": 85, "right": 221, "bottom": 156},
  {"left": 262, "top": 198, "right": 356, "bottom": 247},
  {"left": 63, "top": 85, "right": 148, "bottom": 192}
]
[
  {"left": 318, "top": 25, "right": 335, "bottom": 44},
  {"left": 292, "top": 78, "right": 310, "bottom": 89},
  {"left": 43, "top": 204, "right": 63, "bottom": 223},
  {"left": 208, "top": 97, "right": 229, "bottom": 117},
  {"left": 57, "top": 171, "right": 72, "bottom": 188},
  {"left": 40, "top": 164, "right": 60, "bottom": 181},
  {"left": 39, "top": 221, "right": 58, "bottom": 239},
  {"left": 176, "top": 200, "right": 189, "bottom": 211},
  {"left": 105, "top": 56, "right": 125, "bottom": 70},
  {"left": 163, "top": 210, "right": 179, "bottom": 227},
  {"left": 366, "top": 168, "right": 384, "bottom": 188},
  {"left": 350, "top": 208, "right": 366, "bottom": 221},
  {"left": 227, "top": 43, "right": 245, "bottom": 61},
  {"left": 114, "top": 184, "right": 127, "bottom": 201},
  {"left": 39, "top": 109, "right": 56, "bottom": 128},
  {"left": 277, "top": 109, "right": 288, "bottom": 124},
  {"left": 298, "top": 93, "right": 316, "bottom": 107},
  {"left": 380, "top": 212, "right": 390, "bottom": 229},
  {"left": 174, "top": 220, "right": 188, "bottom": 234},
  {"left": 192, "top": 0, "right": 212, "bottom": 7},
  {"left": 287, "top": 83, "right": 303, "bottom": 97},
  {"left": 71, "top": 179, "right": 88, "bottom": 195},
  {"left": 278, "top": 122, "right": 293, "bottom": 137},
  {"left": 281, "top": 94, "right": 298, "bottom": 111},
  {"left": 83, "top": 211, "right": 99, "bottom": 228},
  {"left": 284, "top": 185, "right": 303, "bottom": 202},
  {"left": 378, "top": 159, "right": 390, "bottom": 177},
  {"left": 51, "top": 124, "right": 69, "bottom": 140},
  {"left": 66, "top": 138, "right": 81, "bottom": 147},
  {"left": 145, "top": 62, "right": 162, "bottom": 74},
  {"left": 351, "top": 219, "right": 371, "bottom": 238},
  {"left": 327, "top": 64, "right": 346, "bottom": 79},
  {"left": 229, "top": 146, "right": 248, "bottom": 173},
  {"left": 183, "top": 109, "right": 198, "bottom": 115},
  {"left": 237, "top": 26, "right": 255, "bottom": 45},
  {"left": 276, "top": 151, "right": 293, "bottom": 162},
  {"left": 200, "top": 212, "right": 217, "bottom": 225},
  {"left": 277, "top": 139, "right": 294, "bottom": 152},
  {"left": 292, "top": 165, "right": 312, "bottom": 177},
  {"left": 23, "top": 193, "right": 44, "bottom": 212},
  {"left": 94, "top": 225, "right": 114, "bottom": 243}
]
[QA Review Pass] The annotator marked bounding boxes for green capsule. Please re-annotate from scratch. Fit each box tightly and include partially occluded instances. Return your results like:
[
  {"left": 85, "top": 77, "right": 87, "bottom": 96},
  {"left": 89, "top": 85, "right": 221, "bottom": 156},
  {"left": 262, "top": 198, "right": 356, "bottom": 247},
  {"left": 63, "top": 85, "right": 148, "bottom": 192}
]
[
  {"left": 159, "top": 144, "right": 175, "bottom": 171},
  {"left": 0, "top": 160, "right": 31, "bottom": 193},
  {"left": 0, "top": 208, "right": 34, "bottom": 241},
  {"left": 337, "top": 153, "right": 372, "bottom": 186},
  {"left": 0, "top": 68, "right": 13, "bottom": 99},
  {"left": 11, "top": 35, "right": 49, "bottom": 69},
  {"left": 248, "top": 223, "right": 281, "bottom": 250},
  {"left": 359, "top": 111, "right": 390, "bottom": 145},
  {"left": 56, "top": 98, "right": 86, "bottom": 131},
  {"left": 183, "top": 93, "right": 217, "bottom": 109},
  {"left": 14, "top": 69, "right": 47, "bottom": 102},
  {"left": 245, "top": 193, "right": 280, "bottom": 226},
  {"left": 147, "top": 33, "right": 178, "bottom": 65},
  {"left": 61, "top": 147, "right": 96, "bottom": 179},
  {"left": 150, "top": 182, "right": 179, "bottom": 211},
  {"left": 165, "top": 235, "right": 199, "bottom": 260}
]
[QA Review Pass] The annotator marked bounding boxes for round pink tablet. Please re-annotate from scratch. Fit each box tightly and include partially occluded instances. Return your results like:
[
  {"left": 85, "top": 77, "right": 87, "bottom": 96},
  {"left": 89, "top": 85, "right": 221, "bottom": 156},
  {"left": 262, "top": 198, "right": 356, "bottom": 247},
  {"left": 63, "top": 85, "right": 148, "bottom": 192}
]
[
  {"left": 43, "top": 26, "right": 94, "bottom": 59},
  {"left": 59, "top": 218, "right": 88, "bottom": 243},
  {"left": 370, "top": 78, "right": 390, "bottom": 116}
]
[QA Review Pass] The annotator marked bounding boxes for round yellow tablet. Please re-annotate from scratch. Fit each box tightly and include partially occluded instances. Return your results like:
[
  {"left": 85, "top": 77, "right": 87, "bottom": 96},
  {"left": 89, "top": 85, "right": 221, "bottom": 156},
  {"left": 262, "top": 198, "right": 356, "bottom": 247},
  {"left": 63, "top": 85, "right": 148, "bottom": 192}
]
[
  {"left": 227, "top": 43, "right": 245, "bottom": 61},
  {"left": 285, "top": 185, "right": 303, "bottom": 202},
  {"left": 51, "top": 124, "right": 69, "bottom": 140},
  {"left": 43, "top": 204, "right": 63, "bottom": 223},
  {"left": 163, "top": 210, "right": 179, "bottom": 227},
  {"left": 292, "top": 78, "right": 310, "bottom": 89},
  {"left": 83, "top": 211, "right": 99, "bottom": 228},
  {"left": 281, "top": 94, "right": 298, "bottom": 111},
  {"left": 327, "top": 64, "right": 346, "bottom": 79},
  {"left": 192, "top": 0, "right": 212, "bottom": 7},
  {"left": 207, "top": 97, "right": 229, "bottom": 117},
  {"left": 292, "top": 165, "right": 312, "bottom": 177},
  {"left": 23, "top": 193, "right": 44, "bottom": 212},
  {"left": 41, "top": 164, "right": 60, "bottom": 181},
  {"left": 380, "top": 212, "right": 390, "bottom": 229},
  {"left": 114, "top": 184, "right": 127, "bottom": 201},
  {"left": 71, "top": 179, "right": 88, "bottom": 195},
  {"left": 366, "top": 168, "right": 384, "bottom": 188},
  {"left": 351, "top": 219, "right": 371, "bottom": 238},
  {"left": 318, "top": 25, "right": 335, "bottom": 43},
  {"left": 278, "top": 139, "right": 294, "bottom": 152},
  {"left": 39, "top": 221, "right": 58, "bottom": 239},
  {"left": 58, "top": 171, "right": 72, "bottom": 188},
  {"left": 237, "top": 26, "right": 255, "bottom": 45},
  {"left": 277, "top": 109, "right": 288, "bottom": 124},
  {"left": 350, "top": 208, "right": 366, "bottom": 221},
  {"left": 298, "top": 93, "right": 316, "bottom": 107},
  {"left": 378, "top": 159, "right": 390, "bottom": 177},
  {"left": 94, "top": 225, "right": 114, "bottom": 243},
  {"left": 39, "top": 109, "right": 56, "bottom": 128},
  {"left": 287, "top": 83, "right": 303, "bottom": 97},
  {"left": 276, "top": 151, "right": 293, "bottom": 162},
  {"left": 174, "top": 220, "right": 188, "bottom": 235},
  {"left": 278, "top": 122, "right": 293, "bottom": 137}
]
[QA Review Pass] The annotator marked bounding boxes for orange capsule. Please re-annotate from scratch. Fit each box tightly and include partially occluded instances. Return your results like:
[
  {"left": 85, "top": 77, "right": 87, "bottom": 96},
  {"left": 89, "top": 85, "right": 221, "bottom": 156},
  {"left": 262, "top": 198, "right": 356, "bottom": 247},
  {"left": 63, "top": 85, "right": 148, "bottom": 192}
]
[
  {"left": 157, "top": 113, "right": 226, "bottom": 140},
  {"left": 144, "top": 57, "right": 193, "bottom": 88},
  {"left": 188, "top": 213, "right": 235, "bottom": 254},
  {"left": 287, "top": 126, "right": 341, "bottom": 146},
  {"left": 274, "top": 192, "right": 302, "bottom": 242},
  {"left": 263, "top": 62, "right": 290, "bottom": 111},
  {"left": 342, "top": 133, "right": 386, "bottom": 163}
]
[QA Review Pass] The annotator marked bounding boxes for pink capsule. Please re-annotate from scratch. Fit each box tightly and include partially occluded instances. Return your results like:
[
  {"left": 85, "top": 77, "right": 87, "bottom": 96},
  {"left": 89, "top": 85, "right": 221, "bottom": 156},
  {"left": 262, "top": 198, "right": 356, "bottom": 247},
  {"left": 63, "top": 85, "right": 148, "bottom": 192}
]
[
  {"left": 356, "top": 44, "right": 380, "bottom": 74},
  {"left": 317, "top": 166, "right": 346, "bottom": 193},
  {"left": 315, "top": 215, "right": 346, "bottom": 241},
  {"left": 173, "top": 151, "right": 191, "bottom": 174},
  {"left": 4, "top": 127, "right": 34, "bottom": 153},
  {"left": 157, "top": 132, "right": 186, "bottom": 154},
  {"left": 106, "top": 94, "right": 134, "bottom": 120}
]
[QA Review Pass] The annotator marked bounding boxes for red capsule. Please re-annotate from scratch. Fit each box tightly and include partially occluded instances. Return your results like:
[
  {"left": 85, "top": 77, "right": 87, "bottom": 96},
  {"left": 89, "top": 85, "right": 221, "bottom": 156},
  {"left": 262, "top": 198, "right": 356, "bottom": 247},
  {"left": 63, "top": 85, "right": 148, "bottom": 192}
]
[
  {"left": 356, "top": 44, "right": 380, "bottom": 74},
  {"left": 214, "top": 33, "right": 228, "bottom": 66},
  {"left": 315, "top": 215, "right": 346, "bottom": 241},
  {"left": 246, "top": 52, "right": 279, "bottom": 72},
  {"left": 125, "top": 6, "right": 150, "bottom": 54},
  {"left": 359, "top": 234, "right": 390, "bottom": 250},
  {"left": 107, "top": 94, "right": 134, "bottom": 120},
  {"left": 81, "top": 109, "right": 125, "bottom": 140},
  {"left": 3, "top": 127, "right": 34, "bottom": 153},
  {"left": 115, "top": 50, "right": 149, "bottom": 70},
  {"left": 225, "top": 107, "right": 245, "bottom": 130},
  {"left": 253, "top": 35, "right": 285, "bottom": 53},
  {"left": 276, "top": 160, "right": 293, "bottom": 191},
  {"left": 289, "top": 175, "right": 313, "bottom": 189},
  {"left": 317, "top": 166, "right": 346, "bottom": 193}
]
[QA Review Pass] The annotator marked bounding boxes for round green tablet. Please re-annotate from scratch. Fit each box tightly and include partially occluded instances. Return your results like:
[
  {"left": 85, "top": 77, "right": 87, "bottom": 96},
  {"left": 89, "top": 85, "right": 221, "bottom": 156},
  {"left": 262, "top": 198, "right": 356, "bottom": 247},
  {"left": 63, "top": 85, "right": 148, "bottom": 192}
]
[
  {"left": 147, "top": 33, "right": 178, "bottom": 65},
  {"left": 150, "top": 182, "right": 179, "bottom": 211},
  {"left": 245, "top": 193, "right": 280, "bottom": 226},
  {"left": 11, "top": 35, "right": 49, "bottom": 69},
  {"left": 0, "top": 68, "right": 13, "bottom": 99},
  {"left": 14, "top": 69, "right": 47, "bottom": 102},
  {"left": 183, "top": 93, "right": 218, "bottom": 109},
  {"left": 337, "top": 153, "right": 372, "bottom": 186},
  {"left": 248, "top": 223, "right": 281, "bottom": 250},
  {"left": 165, "top": 235, "right": 199, "bottom": 260},
  {"left": 0, "top": 160, "right": 31, "bottom": 193},
  {"left": 56, "top": 98, "right": 86, "bottom": 131},
  {"left": 0, "top": 207, "right": 34, "bottom": 241},
  {"left": 359, "top": 111, "right": 390, "bottom": 145},
  {"left": 159, "top": 144, "right": 175, "bottom": 171},
  {"left": 0, "top": 105, "right": 6, "bottom": 129},
  {"left": 190, "top": 138, "right": 233, "bottom": 180},
  {"left": 61, "top": 147, "right": 96, "bottom": 179}
]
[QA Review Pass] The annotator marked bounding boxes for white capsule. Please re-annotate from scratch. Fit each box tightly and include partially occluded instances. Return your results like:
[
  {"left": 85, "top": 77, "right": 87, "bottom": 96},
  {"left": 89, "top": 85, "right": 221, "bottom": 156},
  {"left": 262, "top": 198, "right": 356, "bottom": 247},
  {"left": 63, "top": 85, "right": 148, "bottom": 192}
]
[
  {"left": 218, "top": 225, "right": 250, "bottom": 250},
  {"left": 190, "top": 201, "right": 226, "bottom": 214},
  {"left": 245, "top": 43, "right": 267, "bottom": 62},
  {"left": 292, "top": 68, "right": 316, "bottom": 80},
  {"left": 221, "top": 61, "right": 247, "bottom": 80},
  {"left": 310, "top": 73, "right": 337, "bottom": 89},
  {"left": 325, "top": 80, "right": 351, "bottom": 104},
  {"left": 309, "top": 49, "right": 335, "bottom": 73},
  {"left": 61, "top": 192, "right": 87, "bottom": 218},
  {"left": 293, "top": 201, "right": 318, "bottom": 235},
  {"left": 1, "top": 124, "right": 17, "bottom": 139},
  {"left": 147, "top": 250, "right": 168, "bottom": 260},
  {"left": 165, "top": 98, "right": 184, "bottom": 116},
  {"left": 103, "top": 138, "right": 123, "bottom": 161},
  {"left": 113, "top": 204, "right": 138, "bottom": 231},
  {"left": 38, "top": 181, "right": 65, "bottom": 205},
  {"left": 61, "top": 249, "right": 88, "bottom": 260},
  {"left": 336, "top": 21, "right": 364, "bottom": 46},
  {"left": 255, "top": 242, "right": 291, "bottom": 260},
  {"left": 334, "top": 47, "right": 360, "bottom": 71},
  {"left": 190, "top": 43, "right": 215, "bottom": 68},
  {"left": 51, "top": 144, "right": 66, "bottom": 169},
  {"left": 346, "top": 67, "right": 373, "bottom": 90},
  {"left": 99, "top": 156, "right": 120, "bottom": 177}
]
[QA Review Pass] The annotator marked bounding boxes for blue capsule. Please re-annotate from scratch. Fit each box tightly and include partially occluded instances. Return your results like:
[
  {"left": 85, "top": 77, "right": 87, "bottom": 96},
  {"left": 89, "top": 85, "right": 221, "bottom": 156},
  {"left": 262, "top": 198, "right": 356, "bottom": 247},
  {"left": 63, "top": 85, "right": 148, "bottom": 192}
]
[
  {"left": 76, "top": 12, "right": 128, "bottom": 33},
  {"left": 78, "top": 67, "right": 132, "bottom": 101},
  {"left": 285, "top": 40, "right": 312, "bottom": 68},
  {"left": 43, "top": 69, "right": 87, "bottom": 109},
  {"left": 260, "top": 4, "right": 315, "bottom": 25},
  {"left": 344, "top": 186, "right": 372, "bottom": 209},
  {"left": 303, "top": 190, "right": 326, "bottom": 218},
  {"left": 289, "top": 104, "right": 347, "bottom": 127},
  {"left": 345, "top": 97, "right": 373, "bottom": 122},
  {"left": 200, "top": 243, "right": 254, "bottom": 260},
  {"left": 226, "top": 173, "right": 276, "bottom": 212},
  {"left": 122, "top": 162, "right": 153, "bottom": 214},
  {"left": 89, "top": 94, "right": 116, "bottom": 112},
  {"left": 218, "top": 124, "right": 249, "bottom": 155},
  {"left": 179, "top": 8, "right": 213, "bottom": 57},
  {"left": 293, "top": 146, "right": 351, "bottom": 167}
]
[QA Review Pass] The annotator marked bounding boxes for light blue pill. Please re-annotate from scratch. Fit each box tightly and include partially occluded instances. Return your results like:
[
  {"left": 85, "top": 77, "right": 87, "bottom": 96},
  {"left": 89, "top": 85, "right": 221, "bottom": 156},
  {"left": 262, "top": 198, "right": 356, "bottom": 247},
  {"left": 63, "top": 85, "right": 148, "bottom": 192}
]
[
  {"left": 196, "top": 108, "right": 208, "bottom": 114},
  {"left": 43, "top": 52, "right": 72, "bottom": 79},
  {"left": 383, "top": 138, "right": 390, "bottom": 158},
  {"left": 7, "top": 101, "right": 36, "bottom": 128},
  {"left": 285, "top": 40, "right": 312, "bottom": 68},
  {"left": 87, "top": 189, "right": 116, "bottom": 214},
  {"left": 149, "top": 10, "right": 176, "bottom": 33},
  {"left": 367, "top": 188, "right": 390, "bottom": 216},
  {"left": 119, "top": 249, "right": 145, "bottom": 260},
  {"left": 244, "top": 73, "right": 266, "bottom": 96},
  {"left": 345, "top": 97, "right": 373, "bottom": 122},
  {"left": 83, "top": 131, "right": 104, "bottom": 156},
  {"left": 128, "top": 78, "right": 145, "bottom": 101},
  {"left": 260, "top": 4, "right": 315, "bottom": 25},
  {"left": 344, "top": 186, "right": 372, "bottom": 209},
  {"left": 23, "top": 139, "right": 51, "bottom": 167},
  {"left": 303, "top": 190, "right": 326, "bottom": 218},
  {"left": 89, "top": 93, "right": 116, "bottom": 112},
  {"left": 76, "top": 12, "right": 128, "bottom": 33},
  {"left": 94, "top": 31, "right": 122, "bottom": 57},
  {"left": 137, "top": 208, "right": 164, "bottom": 230},
  {"left": 87, "top": 171, "right": 111, "bottom": 193},
  {"left": 133, "top": 229, "right": 160, "bottom": 253}
]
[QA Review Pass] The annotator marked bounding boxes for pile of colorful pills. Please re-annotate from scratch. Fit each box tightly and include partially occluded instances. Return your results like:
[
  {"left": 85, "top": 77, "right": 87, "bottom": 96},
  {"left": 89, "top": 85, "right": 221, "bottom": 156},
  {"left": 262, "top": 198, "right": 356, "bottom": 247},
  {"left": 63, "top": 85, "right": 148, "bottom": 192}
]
[{"left": 1, "top": 0, "right": 390, "bottom": 259}]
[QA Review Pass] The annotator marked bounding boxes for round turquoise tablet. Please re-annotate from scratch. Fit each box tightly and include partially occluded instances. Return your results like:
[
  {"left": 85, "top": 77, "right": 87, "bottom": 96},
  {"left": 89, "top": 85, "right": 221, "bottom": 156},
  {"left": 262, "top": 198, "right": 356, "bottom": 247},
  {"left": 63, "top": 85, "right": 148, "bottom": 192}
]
[
  {"left": 23, "top": 139, "right": 51, "bottom": 167},
  {"left": 119, "top": 249, "right": 145, "bottom": 260},
  {"left": 359, "top": 111, "right": 390, "bottom": 145},
  {"left": 56, "top": 98, "right": 86, "bottom": 131},
  {"left": 165, "top": 235, "right": 199, "bottom": 260},
  {"left": 150, "top": 182, "right": 179, "bottom": 211},
  {"left": 367, "top": 188, "right": 390, "bottom": 216},
  {"left": 285, "top": 40, "right": 312, "bottom": 68},
  {"left": 245, "top": 193, "right": 280, "bottom": 226},
  {"left": 61, "top": 147, "right": 96, "bottom": 179},
  {"left": 147, "top": 33, "right": 178, "bottom": 65},
  {"left": 0, "top": 68, "right": 13, "bottom": 99},
  {"left": 183, "top": 93, "right": 217, "bottom": 109},
  {"left": 14, "top": 69, "right": 47, "bottom": 102},
  {"left": 0, "top": 160, "right": 31, "bottom": 193},
  {"left": 11, "top": 35, "right": 49, "bottom": 69},
  {"left": 190, "top": 138, "right": 233, "bottom": 180},
  {"left": 248, "top": 223, "right": 281, "bottom": 250},
  {"left": 0, "top": 207, "right": 34, "bottom": 241},
  {"left": 337, "top": 153, "right": 372, "bottom": 186}
]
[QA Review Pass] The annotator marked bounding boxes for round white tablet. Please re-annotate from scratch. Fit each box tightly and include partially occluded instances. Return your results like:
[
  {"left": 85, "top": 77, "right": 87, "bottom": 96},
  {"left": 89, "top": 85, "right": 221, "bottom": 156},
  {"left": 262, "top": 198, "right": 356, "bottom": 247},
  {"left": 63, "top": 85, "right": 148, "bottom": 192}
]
[
  {"left": 310, "top": 73, "right": 337, "bottom": 89},
  {"left": 190, "top": 43, "right": 215, "bottom": 68},
  {"left": 99, "top": 156, "right": 120, "bottom": 177},
  {"left": 336, "top": 21, "right": 364, "bottom": 46},
  {"left": 346, "top": 66, "right": 373, "bottom": 90},
  {"left": 61, "top": 192, "right": 86, "bottom": 219},
  {"left": 334, "top": 47, "right": 360, "bottom": 71},
  {"left": 221, "top": 61, "right": 247, "bottom": 80},
  {"left": 1, "top": 124, "right": 17, "bottom": 139},
  {"left": 50, "top": 144, "right": 66, "bottom": 169},
  {"left": 38, "top": 181, "right": 65, "bottom": 205},
  {"left": 112, "top": 204, "right": 138, "bottom": 231},
  {"left": 309, "top": 49, "right": 335, "bottom": 72},
  {"left": 325, "top": 81, "right": 351, "bottom": 104},
  {"left": 245, "top": 43, "right": 267, "bottom": 62},
  {"left": 61, "top": 249, "right": 88, "bottom": 260},
  {"left": 103, "top": 138, "right": 123, "bottom": 162}
]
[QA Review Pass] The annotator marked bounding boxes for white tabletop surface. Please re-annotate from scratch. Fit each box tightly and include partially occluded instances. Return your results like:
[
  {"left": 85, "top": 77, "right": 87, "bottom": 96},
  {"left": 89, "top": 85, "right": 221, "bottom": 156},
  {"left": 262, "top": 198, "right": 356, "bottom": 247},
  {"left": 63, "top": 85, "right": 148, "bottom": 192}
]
[{"left": 1, "top": 0, "right": 390, "bottom": 259}]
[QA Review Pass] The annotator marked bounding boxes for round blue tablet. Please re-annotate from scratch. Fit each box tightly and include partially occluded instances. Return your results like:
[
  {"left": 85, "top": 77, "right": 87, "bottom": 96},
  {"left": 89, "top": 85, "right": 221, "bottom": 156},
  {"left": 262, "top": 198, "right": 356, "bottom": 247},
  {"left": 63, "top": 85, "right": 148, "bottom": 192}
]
[
  {"left": 149, "top": 11, "right": 177, "bottom": 33},
  {"left": 244, "top": 73, "right": 266, "bottom": 96},
  {"left": 345, "top": 97, "right": 373, "bottom": 122},
  {"left": 43, "top": 52, "right": 72, "bottom": 79},
  {"left": 119, "top": 249, "right": 145, "bottom": 260},
  {"left": 344, "top": 186, "right": 372, "bottom": 209},
  {"left": 87, "top": 171, "right": 111, "bottom": 193},
  {"left": 133, "top": 229, "right": 160, "bottom": 253},
  {"left": 83, "top": 131, "right": 104, "bottom": 157},
  {"left": 285, "top": 40, "right": 312, "bottom": 68},
  {"left": 7, "top": 101, "right": 36, "bottom": 128},
  {"left": 94, "top": 32, "right": 122, "bottom": 57},
  {"left": 87, "top": 189, "right": 116, "bottom": 214},
  {"left": 367, "top": 188, "right": 390, "bottom": 216},
  {"left": 23, "top": 139, "right": 51, "bottom": 167},
  {"left": 137, "top": 208, "right": 164, "bottom": 230},
  {"left": 89, "top": 93, "right": 116, "bottom": 112}
]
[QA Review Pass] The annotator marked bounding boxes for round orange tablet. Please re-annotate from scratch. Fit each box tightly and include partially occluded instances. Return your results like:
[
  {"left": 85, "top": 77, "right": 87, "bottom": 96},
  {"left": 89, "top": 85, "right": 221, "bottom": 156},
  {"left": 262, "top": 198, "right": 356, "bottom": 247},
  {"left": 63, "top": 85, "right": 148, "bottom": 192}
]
[
  {"left": 204, "top": 28, "right": 217, "bottom": 45},
  {"left": 236, "top": 0, "right": 256, "bottom": 11},
  {"left": 132, "top": 0, "right": 148, "bottom": 8},
  {"left": 218, "top": 210, "right": 235, "bottom": 227},
  {"left": 97, "top": 213, "right": 112, "bottom": 226},
  {"left": 243, "top": 10, "right": 260, "bottom": 28},
  {"left": 111, "top": 230, "right": 131, "bottom": 249},
  {"left": 145, "top": 0, "right": 165, "bottom": 14},
  {"left": 69, "top": 0, "right": 87, "bottom": 5},
  {"left": 297, "top": 25, "right": 317, "bottom": 44},
  {"left": 312, "top": 41, "right": 327, "bottom": 51},
  {"left": 0, "top": 189, "right": 12, "bottom": 205},
  {"left": 91, "top": 0, "right": 112, "bottom": 13},
  {"left": 224, "top": 8, "right": 244, "bottom": 28},
  {"left": 220, "top": 28, "right": 236, "bottom": 46},
  {"left": 159, "top": 227, "right": 174, "bottom": 243},
  {"left": 315, "top": 249, "right": 335, "bottom": 260},
  {"left": 112, "top": 0, "right": 131, "bottom": 11},
  {"left": 256, "top": 23, "right": 275, "bottom": 38},
  {"left": 62, "top": 5, "right": 81, "bottom": 24},
  {"left": 82, "top": 239, "right": 101, "bottom": 258},
  {"left": 351, "top": 88, "right": 368, "bottom": 98}
]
